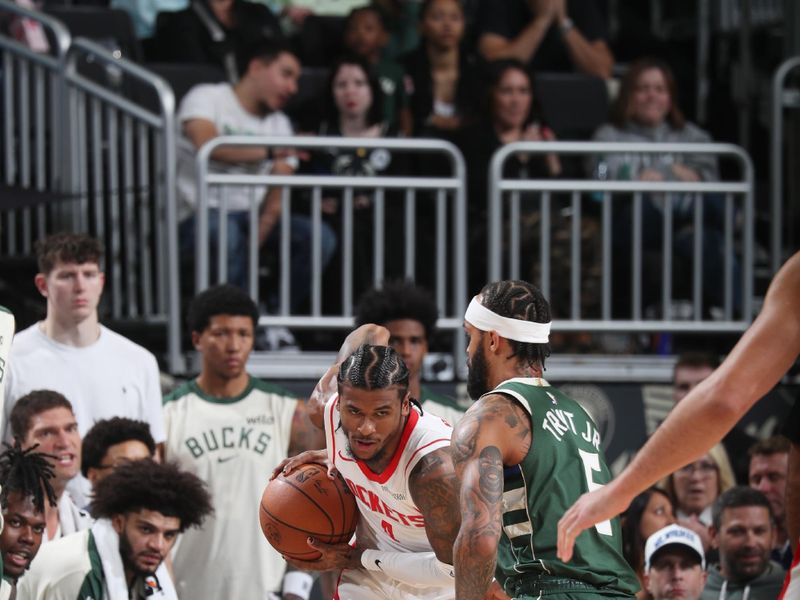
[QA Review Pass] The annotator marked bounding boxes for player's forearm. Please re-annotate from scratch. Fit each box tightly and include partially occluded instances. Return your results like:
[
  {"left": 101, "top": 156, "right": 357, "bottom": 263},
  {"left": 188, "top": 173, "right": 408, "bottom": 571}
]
[
  {"left": 335, "top": 324, "right": 390, "bottom": 363},
  {"left": 454, "top": 523, "right": 499, "bottom": 600},
  {"left": 480, "top": 18, "right": 550, "bottom": 63},
  {"left": 360, "top": 549, "right": 455, "bottom": 588},
  {"left": 562, "top": 32, "right": 613, "bottom": 78},
  {"left": 787, "top": 443, "right": 800, "bottom": 550},
  {"left": 209, "top": 145, "right": 268, "bottom": 164}
]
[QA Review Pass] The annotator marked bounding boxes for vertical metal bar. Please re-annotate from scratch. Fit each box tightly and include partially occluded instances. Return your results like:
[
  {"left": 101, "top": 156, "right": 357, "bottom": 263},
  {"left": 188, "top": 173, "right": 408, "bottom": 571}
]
[
  {"left": 342, "top": 187, "right": 354, "bottom": 316},
  {"left": 19, "top": 57, "right": 31, "bottom": 252},
  {"left": 155, "top": 134, "right": 169, "bottom": 307},
  {"left": 743, "top": 157, "right": 755, "bottom": 321},
  {"left": 453, "top": 147, "right": 468, "bottom": 378},
  {"left": 724, "top": 193, "right": 734, "bottom": 320},
  {"left": 34, "top": 64, "right": 46, "bottom": 241},
  {"left": 91, "top": 97, "right": 105, "bottom": 239},
  {"left": 279, "top": 186, "right": 291, "bottom": 315},
  {"left": 137, "top": 122, "right": 153, "bottom": 317},
  {"left": 122, "top": 114, "right": 137, "bottom": 316},
  {"left": 662, "top": 193, "right": 673, "bottom": 320},
  {"left": 693, "top": 193, "right": 704, "bottom": 320},
  {"left": 540, "top": 191, "right": 551, "bottom": 301},
  {"left": 312, "top": 185, "right": 322, "bottom": 317},
  {"left": 372, "top": 188, "right": 385, "bottom": 287},
  {"left": 218, "top": 189, "right": 229, "bottom": 284},
  {"left": 488, "top": 151, "right": 504, "bottom": 280},
  {"left": 436, "top": 189, "right": 447, "bottom": 313},
  {"left": 510, "top": 191, "right": 520, "bottom": 280},
  {"left": 4, "top": 54, "right": 16, "bottom": 254},
  {"left": 106, "top": 104, "right": 122, "bottom": 318},
  {"left": 601, "top": 192, "right": 612, "bottom": 321},
  {"left": 76, "top": 89, "right": 88, "bottom": 232},
  {"left": 570, "top": 191, "right": 581, "bottom": 319},
  {"left": 248, "top": 186, "right": 259, "bottom": 303},
  {"left": 632, "top": 192, "right": 642, "bottom": 321},
  {"left": 404, "top": 188, "right": 415, "bottom": 279},
  {"left": 49, "top": 69, "right": 61, "bottom": 196}
]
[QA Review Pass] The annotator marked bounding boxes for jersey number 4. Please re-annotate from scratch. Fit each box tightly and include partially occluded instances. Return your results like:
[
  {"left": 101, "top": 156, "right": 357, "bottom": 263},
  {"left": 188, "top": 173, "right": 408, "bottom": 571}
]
[{"left": 578, "top": 449, "right": 613, "bottom": 536}]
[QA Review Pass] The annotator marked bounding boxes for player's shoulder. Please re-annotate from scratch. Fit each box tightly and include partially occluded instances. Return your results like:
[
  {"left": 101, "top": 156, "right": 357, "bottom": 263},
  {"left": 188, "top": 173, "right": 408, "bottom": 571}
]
[
  {"left": 10, "top": 322, "right": 42, "bottom": 350},
  {"left": 163, "top": 380, "right": 197, "bottom": 406},
  {"left": 98, "top": 325, "right": 158, "bottom": 361},
  {"left": 250, "top": 377, "right": 299, "bottom": 400}
]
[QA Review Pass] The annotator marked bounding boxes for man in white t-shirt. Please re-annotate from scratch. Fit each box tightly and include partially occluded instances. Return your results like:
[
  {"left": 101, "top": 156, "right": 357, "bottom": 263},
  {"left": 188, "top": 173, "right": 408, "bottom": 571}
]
[
  {"left": 177, "top": 38, "right": 335, "bottom": 300},
  {"left": 3, "top": 233, "right": 165, "bottom": 451}
]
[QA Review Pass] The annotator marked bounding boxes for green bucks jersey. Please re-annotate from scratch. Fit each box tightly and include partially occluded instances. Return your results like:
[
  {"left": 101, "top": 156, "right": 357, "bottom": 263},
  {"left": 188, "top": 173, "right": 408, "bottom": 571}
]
[{"left": 488, "top": 378, "right": 638, "bottom": 598}]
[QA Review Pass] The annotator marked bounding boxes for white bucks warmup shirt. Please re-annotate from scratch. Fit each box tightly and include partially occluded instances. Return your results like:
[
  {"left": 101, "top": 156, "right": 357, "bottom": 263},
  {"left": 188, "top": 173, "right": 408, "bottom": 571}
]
[{"left": 163, "top": 378, "right": 298, "bottom": 599}]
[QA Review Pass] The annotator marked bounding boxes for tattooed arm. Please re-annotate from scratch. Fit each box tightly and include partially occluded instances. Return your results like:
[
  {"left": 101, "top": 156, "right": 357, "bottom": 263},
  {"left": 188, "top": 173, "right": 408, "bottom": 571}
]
[
  {"left": 288, "top": 398, "right": 326, "bottom": 455},
  {"left": 409, "top": 447, "right": 462, "bottom": 564},
  {"left": 306, "top": 324, "right": 391, "bottom": 429},
  {"left": 451, "top": 394, "right": 531, "bottom": 600}
]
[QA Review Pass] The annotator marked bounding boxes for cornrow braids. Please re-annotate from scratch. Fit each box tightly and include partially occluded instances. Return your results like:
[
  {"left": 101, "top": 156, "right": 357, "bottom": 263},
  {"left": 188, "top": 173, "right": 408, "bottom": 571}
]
[
  {"left": 479, "top": 280, "right": 552, "bottom": 370},
  {"left": 0, "top": 440, "right": 58, "bottom": 514},
  {"left": 337, "top": 344, "right": 409, "bottom": 397}
]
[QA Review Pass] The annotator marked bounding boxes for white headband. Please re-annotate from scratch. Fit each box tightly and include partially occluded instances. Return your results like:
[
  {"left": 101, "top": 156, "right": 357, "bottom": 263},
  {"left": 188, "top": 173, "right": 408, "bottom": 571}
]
[{"left": 464, "top": 298, "right": 551, "bottom": 343}]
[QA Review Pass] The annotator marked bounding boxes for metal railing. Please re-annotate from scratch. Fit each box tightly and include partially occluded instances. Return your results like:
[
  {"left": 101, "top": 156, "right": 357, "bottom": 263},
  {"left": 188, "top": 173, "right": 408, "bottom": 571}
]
[
  {"left": 0, "top": 0, "right": 70, "bottom": 253},
  {"left": 62, "top": 38, "right": 181, "bottom": 370},
  {"left": 489, "top": 141, "right": 754, "bottom": 332},
  {"left": 193, "top": 135, "right": 467, "bottom": 368},
  {"left": 770, "top": 56, "right": 800, "bottom": 274}
]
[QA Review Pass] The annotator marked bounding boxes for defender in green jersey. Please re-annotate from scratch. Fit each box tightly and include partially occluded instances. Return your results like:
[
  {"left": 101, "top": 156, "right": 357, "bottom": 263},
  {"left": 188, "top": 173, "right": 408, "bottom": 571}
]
[{"left": 452, "top": 280, "right": 639, "bottom": 600}]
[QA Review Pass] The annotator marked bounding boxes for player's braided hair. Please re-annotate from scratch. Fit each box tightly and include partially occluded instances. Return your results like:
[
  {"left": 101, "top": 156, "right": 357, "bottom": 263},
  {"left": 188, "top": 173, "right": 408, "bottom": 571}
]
[
  {"left": 355, "top": 280, "right": 438, "bottom": 342},
  {"left": 337, "top": 344, "right": 409, "bottom": 398},
  {"left": 479, "top": 280, "right": 551, "bottom": 370},
  {"left": 0, "top": 440, "right": 58, "bottom": 514}
]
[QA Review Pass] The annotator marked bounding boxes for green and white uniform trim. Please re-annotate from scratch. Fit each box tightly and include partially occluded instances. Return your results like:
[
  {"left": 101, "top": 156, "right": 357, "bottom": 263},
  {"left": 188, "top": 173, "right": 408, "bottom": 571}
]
[
  {"left": 420, "top": 385, "right": 469, "bottom": 428},
  {"left": 487, "top": 378, "right": 639, "bottom": 598},
  {"left": 163, "top": 376, "right": 298, "bottom": 599}
]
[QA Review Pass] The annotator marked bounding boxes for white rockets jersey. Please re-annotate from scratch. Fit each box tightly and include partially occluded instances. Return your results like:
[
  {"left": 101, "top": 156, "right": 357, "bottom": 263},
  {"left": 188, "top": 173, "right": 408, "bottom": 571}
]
[
  {"left": 324, "top": 394, "right": 452, "bottom": 554},
  {"left": 163, "top": 378, "right": 298, "bottom": 599}
]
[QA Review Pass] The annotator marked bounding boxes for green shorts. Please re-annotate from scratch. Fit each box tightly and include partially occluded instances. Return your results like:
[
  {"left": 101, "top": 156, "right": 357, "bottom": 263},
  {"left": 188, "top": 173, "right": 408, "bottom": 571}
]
[{"left": 506, "top": 575, "right": 636, "bottom": 599}]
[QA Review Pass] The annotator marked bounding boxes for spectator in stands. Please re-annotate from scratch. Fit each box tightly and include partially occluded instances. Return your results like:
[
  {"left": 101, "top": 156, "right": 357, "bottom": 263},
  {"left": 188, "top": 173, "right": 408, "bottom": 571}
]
[
  {"left": 4, "top": 233, "right": 165, "bottom": 457},
  {"left": 703, "top": 487, "right": 785, "bottom": 599},
  {"left": 81, "top": 417, "right": 156, "bottom": 488},
  {"left": 0, "top": 441, "right": 57, "bottom": 596},
  {"left": 162, "top": 284, "right": 324, "bottom": 600},
  {"left": 591, "top": 58, "right": 740, "bottom": 317},
  {"left": 456, "top": 59, "right": 561, "bottom": 293},
  {"left": 176, "top": 39, "right": 336, "bottom": 318},
  {"left": 673, "top": 352, "right": 755, "bottom": 484},
  {"left": 661, "top": 445, "right": 735, "bottom": 552},
  {"left": 644, "top": 524, "right": 707, "bottom": 600},
  {"left": 343, "top": 5, "right": 412, "bottom": 135},
  {"left": 151, "top": 0, "right": 283, "bottom": 82},
  {"left": 748, "top": 436, "right": 792, "bottom": 570},
  {"left": 355, "top": 280, "right": 468, "bottom": 426},
  {"left": 621, "top": 487, "right": 676, "bottom": 598},
  {"left": 402, "top": 0, "right": 479, "bottom": 138},
  {"left": 9, "top": 391, "right": 91, "bottom": 541},
  {"left": 474, "top": 0, "right": 613, "bottom": 78},
  {"left": 19, "top": 460, "right": 212, "bottom": 599}
]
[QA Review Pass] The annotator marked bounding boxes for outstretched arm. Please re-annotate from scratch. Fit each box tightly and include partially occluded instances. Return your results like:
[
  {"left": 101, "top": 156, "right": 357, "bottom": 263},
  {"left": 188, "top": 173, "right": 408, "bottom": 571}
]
[
  {"left": 451, "top": 395, "right": 531, "bottom": 600},
  {"left": 557, "top": 251, "right": 800, "bottom": 561}
]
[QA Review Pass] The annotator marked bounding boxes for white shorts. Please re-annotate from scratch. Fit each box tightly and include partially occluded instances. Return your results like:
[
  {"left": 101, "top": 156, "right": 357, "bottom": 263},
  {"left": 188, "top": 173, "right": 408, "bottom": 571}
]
[{"left": 334, "top": 568, "right": 454, "bottom": 600}]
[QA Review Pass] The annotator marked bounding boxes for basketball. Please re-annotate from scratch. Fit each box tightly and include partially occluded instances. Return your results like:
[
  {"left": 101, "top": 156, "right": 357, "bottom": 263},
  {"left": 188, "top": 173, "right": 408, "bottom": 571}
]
[{"left": 260, "top": 463, "right": 359, "bottom": 560}]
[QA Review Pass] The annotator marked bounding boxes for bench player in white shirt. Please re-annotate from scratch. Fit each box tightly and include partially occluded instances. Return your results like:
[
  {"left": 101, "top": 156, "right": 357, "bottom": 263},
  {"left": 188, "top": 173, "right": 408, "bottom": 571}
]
[{"left": 276, "top": 325, "right": 461, "bottom": 600}]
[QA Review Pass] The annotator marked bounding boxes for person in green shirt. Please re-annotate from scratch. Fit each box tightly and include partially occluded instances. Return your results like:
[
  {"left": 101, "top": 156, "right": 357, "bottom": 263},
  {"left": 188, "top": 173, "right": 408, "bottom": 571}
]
[{"left": 452, "top": 279, "right": 639, "bottom": 599}]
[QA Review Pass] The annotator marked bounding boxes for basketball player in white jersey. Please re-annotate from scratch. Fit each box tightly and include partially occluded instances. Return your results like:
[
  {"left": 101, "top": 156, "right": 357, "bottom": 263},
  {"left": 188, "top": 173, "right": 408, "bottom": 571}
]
[
  {"left": 163, "top": 284, "right": 324, "bottom": 600},
  {"left": 276, "top": 325, "right": 461, "bottom": 600}
]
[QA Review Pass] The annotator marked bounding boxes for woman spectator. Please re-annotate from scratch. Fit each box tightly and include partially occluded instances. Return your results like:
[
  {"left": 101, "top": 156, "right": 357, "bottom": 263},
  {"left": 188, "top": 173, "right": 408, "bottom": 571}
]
[
  {"left": 661, "top": 444, "right": 735, "bottom": 552},
  {"left": 591, "top": 57, "right": 739, "bottom": 317},
  {"left": 457, "top": 59, "right": 561, "bottom": 294},
  {"left": 402, "top": 0, "right": 478, "bottom": 138},
  {"left": 304, "top": 55, "right": 403, "bottom": 306},
  {"left": 621, "top": 488, "right": 676, "bottom": 599},
  {"left": 152, "top": 0, "right": 283, "bottom": 82}
]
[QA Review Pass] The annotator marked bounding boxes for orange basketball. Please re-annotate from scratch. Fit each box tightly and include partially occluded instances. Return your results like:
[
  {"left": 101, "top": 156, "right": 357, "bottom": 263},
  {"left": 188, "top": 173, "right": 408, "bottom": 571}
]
[{"left": 260, "top": 463, "right": 359, "bottom": 560}]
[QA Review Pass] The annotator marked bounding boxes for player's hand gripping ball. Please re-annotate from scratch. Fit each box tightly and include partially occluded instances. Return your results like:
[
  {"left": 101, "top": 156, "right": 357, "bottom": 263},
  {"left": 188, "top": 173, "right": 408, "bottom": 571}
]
[{"left": 260, "top": 463, "right": 358, "bottom": 560}]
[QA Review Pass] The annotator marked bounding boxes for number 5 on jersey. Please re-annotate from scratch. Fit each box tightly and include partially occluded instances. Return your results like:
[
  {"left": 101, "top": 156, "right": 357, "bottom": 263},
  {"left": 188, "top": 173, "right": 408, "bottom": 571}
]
[{"left": 578, "top": 449, "right": 612, "bottom": 535}]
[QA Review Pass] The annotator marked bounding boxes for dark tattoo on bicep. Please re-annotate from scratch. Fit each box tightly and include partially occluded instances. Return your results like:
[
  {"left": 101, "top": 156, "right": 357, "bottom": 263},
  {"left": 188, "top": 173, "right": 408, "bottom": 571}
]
[
  {"left": 411, "top": 450, "right": 461, "bottom": 562},
  {"left": 478, "top": 446, "right": 503, "bottom": 504}
]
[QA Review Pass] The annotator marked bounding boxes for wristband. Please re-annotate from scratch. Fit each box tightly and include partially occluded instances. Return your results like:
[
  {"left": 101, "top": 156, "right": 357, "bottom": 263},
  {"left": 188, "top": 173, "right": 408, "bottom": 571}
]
[{"left": 281, "top": 571, "right": 314, "bottom": 600}]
